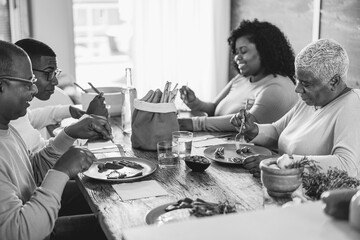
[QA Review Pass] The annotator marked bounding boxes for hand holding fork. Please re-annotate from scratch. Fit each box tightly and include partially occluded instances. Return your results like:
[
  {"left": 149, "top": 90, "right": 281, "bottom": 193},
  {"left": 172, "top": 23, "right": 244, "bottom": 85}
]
[{"left": 234, "top": 99, "right": 254, "bottom": 149}]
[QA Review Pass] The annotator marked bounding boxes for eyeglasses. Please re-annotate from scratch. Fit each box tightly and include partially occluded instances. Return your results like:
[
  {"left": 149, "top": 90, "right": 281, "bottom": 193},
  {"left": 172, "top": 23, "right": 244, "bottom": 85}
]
[
  {"left": 0, "top": 75, "right": 37, "bottom": 84},
  {"left": 33, "top": 68, "right": 61, "bottom": 81}
]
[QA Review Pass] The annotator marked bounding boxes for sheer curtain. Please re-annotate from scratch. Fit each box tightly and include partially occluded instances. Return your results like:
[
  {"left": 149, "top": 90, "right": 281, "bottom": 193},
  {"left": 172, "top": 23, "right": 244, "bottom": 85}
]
[{"left": 131, "top": 0, "right": 230, "bottom": 102}]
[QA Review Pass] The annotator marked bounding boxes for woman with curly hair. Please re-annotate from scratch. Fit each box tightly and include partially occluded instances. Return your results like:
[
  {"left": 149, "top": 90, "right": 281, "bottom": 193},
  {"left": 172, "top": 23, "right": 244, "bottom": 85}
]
[{"left": 178, "top": 19, "right": 298, "bottom": 132}]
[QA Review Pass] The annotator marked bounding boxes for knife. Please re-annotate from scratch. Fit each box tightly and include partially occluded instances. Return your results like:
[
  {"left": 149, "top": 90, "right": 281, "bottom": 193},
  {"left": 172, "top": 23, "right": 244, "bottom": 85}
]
[
  {"left": 111, "top": 139, "right": 126, "bottom": 157},
  {"left": 192, "top": 133, "right": 234, "bottom": 142}
]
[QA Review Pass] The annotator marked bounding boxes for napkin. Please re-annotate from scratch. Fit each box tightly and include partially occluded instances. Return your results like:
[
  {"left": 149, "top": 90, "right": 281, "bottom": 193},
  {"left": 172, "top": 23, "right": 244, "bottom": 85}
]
[
  {"left": 192, "top": 138, "right": 230, "bottom": 148},
  {"left": 88, "top": 140, "right": 118, "bottom": 153},
  {"left": 112, "top": 180, "right": 168, "bottom": 201}
]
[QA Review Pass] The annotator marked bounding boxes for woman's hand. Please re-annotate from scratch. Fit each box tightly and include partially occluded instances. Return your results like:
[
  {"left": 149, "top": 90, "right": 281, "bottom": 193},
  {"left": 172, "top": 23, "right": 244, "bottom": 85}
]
[
  {"left": 179, "top": 86, "right": 196, "bottom": 106},
  {"left": 243, "top": 154, "right": 275, "bottom": 178},
  {"left": 230, "top": 109, "right": 259, "bottom": 141},
  {"left": 178, "top": 118, "right": 193, "bottom": 131}
]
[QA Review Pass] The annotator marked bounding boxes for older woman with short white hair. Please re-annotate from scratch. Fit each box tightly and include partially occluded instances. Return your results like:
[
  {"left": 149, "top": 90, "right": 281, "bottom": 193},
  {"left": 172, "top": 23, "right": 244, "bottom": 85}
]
[{"left": 231, "top": 38, "right": 360, "bottom": 178}]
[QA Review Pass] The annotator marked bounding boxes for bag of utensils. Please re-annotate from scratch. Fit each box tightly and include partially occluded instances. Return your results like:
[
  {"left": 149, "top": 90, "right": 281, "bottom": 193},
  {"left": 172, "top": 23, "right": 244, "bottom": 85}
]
[{"left": 131, "top": 82, "right": 179, "bottom": 150}]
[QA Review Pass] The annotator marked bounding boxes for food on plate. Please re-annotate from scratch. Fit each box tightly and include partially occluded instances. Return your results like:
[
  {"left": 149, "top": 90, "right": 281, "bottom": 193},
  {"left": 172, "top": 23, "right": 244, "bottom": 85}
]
[
  {"left": 105, "top": 169, "right": 143, "bottom": 179},
  {"left": 165, "top": 198, "right": 236, "bottom": 217},
  {"left": 98, "top": 159, "right": 144, "bottom": 171},
  {"left": 228, "top": 157, "right": 243, "bottom": 164},
  {"left": 236, "top": 146, "right": 253, "bottom": 154},
  {"left": 96, "top": 159, "right": 145, "bottom": 179},
  {"left": 156, "top": 208, "right": 191, "bottom": 225},
  {"left": 214, "top": 147, "right": 225, "bottom": 159},
  {"left": 106, "top": 170, "right": 127, "bottom": 179},
  {"left": 98, "top": 161, "right": 125, "bottom": 172}
]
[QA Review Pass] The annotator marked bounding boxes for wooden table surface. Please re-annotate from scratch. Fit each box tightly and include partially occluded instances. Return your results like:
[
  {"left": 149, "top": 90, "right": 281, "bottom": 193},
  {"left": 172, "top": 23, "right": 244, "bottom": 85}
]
[{"left": 75, "top": 117, "right": 282, "bottom": 240}]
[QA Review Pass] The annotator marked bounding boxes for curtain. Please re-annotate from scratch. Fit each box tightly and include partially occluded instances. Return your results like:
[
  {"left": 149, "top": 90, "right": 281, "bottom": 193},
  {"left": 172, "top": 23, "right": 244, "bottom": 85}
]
[{"left": 131, "top": 0, "right": 230, "bottom": 102}]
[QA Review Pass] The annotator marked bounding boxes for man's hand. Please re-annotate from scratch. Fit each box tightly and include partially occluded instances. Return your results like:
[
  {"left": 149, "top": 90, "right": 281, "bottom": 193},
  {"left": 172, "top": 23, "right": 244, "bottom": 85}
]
[
  {"left": 86, "top": 93, "right": 108, "bottom": 118},
  {"left": 69, "top": 106, "right": 86, "bottom": 119},
  {"left": 53, "top": 146, "right": 95, "bottom": 178},
  {"left": 64, "top": 115, "right": 113, "bottom": 141},
  {"left": 178, "top": 118, "right": 193, "bottom": 131}
]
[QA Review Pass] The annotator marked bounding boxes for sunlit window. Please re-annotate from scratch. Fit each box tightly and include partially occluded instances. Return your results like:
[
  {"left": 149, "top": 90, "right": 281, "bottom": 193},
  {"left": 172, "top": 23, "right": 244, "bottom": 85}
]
[{"left": 72, "top": 0, "right": 133, "bottom": 89}]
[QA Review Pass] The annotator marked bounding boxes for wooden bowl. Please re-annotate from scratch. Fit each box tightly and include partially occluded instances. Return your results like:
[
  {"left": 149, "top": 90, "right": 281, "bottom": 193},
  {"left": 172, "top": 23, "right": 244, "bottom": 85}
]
[
  {"left": 260, "top": 158, "right": 304, "bottom": 198},
  {"left": 184, "top": 156, "right": 211, "bottom": 172}
]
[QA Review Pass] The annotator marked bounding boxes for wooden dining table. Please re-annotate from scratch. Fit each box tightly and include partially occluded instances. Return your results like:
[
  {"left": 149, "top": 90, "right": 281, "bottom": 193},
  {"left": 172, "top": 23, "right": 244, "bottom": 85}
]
[{"left": 75, "top": 116, "right": 286, "bottom": 240}]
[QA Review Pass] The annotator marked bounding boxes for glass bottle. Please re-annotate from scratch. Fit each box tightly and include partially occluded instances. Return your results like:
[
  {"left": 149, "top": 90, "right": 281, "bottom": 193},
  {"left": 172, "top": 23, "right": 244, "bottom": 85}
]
[{"left": 121, "top": 68, "right": 137, "bottom": 133}]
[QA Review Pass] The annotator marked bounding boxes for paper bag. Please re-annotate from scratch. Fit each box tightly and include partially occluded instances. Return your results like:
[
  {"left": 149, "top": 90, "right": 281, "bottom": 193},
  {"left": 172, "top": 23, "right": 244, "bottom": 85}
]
[{"left": 131, "top": 99, "right": 179, "bottom": 150}]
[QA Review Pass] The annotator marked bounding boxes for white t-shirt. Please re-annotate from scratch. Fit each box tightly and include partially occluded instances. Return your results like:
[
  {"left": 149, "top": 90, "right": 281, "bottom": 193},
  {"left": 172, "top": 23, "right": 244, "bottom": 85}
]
[{"left": 11, "top": 105, "right": 71, "bottom": 152}]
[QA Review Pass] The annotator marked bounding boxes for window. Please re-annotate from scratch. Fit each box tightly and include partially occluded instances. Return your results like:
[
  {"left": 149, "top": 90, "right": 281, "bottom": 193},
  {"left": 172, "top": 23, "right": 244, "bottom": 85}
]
[{"left": 73, "top": 0, "right": 133, "bottom": 89}]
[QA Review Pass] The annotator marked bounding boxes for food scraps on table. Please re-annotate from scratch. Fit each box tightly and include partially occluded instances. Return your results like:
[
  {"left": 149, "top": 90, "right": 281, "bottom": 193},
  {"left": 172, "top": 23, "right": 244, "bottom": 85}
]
[
  {"left": 214, "top": 147, "right": 225, "bottom": 159},
  {"left": 165, "top": 198, "right": 236, "bottom": 217}
]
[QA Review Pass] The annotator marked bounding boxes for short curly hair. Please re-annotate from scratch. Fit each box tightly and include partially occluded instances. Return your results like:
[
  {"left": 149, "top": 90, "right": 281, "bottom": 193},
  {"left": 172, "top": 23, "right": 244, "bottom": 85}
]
[
  {"left": 228, "top": 19, "right": 295, "bottom": 84},
  {"left": 295, "top": 38, "right": 349, "bottom": 83}
]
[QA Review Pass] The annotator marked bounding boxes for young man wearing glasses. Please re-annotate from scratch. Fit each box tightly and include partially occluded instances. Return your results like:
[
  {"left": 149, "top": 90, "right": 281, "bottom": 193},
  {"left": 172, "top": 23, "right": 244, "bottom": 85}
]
[
  {"left": 11, "top": 38, "right": 108, "bottom": 152},
  {"left": 0, "top": 40, "right": 109, "bottom": 239}
]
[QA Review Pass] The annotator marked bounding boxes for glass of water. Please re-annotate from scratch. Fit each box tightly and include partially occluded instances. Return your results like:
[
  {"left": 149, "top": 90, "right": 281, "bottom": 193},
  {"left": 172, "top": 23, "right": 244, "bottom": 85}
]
[
  {"left": 172, "top": 131, "right": 193, "bottom": 159},
  {"left": 157, "top": 141, "right": 179, "bottom": 168}
]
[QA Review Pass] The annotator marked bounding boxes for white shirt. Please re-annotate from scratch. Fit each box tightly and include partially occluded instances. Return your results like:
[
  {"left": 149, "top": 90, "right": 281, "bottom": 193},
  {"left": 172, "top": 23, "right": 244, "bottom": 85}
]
[
  {"left": 253, "top": 90, "right": 360, "bottom": 178},
  {"left": 11, "top": 105, "right": 71, "bottom": 152}
]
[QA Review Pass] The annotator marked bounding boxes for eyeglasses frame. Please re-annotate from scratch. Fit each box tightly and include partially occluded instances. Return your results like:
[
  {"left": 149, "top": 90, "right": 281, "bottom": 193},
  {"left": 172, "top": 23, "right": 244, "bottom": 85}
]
[
  {"left": 0, "top": 75, "right": 38, "bottom": 85},
  {"left": 32, "top": 68, "right": 61, "bottom": 82}
]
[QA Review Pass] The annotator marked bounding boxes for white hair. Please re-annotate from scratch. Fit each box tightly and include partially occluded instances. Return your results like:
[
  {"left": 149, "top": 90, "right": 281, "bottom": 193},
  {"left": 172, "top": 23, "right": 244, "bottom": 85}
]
[{"left": 295, "top": 39, "right": 349, "bottom": 82}]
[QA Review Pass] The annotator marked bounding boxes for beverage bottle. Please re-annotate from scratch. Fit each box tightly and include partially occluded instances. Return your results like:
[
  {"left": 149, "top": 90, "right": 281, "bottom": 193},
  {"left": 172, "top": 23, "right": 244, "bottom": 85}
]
[{"left": 121, "top": 68, "right": 137, "bottom": 133}]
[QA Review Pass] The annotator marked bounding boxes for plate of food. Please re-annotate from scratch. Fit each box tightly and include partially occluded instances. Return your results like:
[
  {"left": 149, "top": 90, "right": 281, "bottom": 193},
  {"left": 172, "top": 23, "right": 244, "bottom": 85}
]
[
  {"left": 145, "top": 198, "right": 236, "bottom": 226},
  {"left": 203, "top": 143, "right": 272, "bottom": 165},
  {"left": 83, "top": 157, "right": 157, "bottom": 182}
]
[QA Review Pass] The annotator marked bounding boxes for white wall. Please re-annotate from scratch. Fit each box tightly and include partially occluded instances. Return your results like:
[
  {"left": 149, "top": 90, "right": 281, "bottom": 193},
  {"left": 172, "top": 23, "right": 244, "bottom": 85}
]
[{"left": 30, "top": 0, "right": 76, "bottom": 86}]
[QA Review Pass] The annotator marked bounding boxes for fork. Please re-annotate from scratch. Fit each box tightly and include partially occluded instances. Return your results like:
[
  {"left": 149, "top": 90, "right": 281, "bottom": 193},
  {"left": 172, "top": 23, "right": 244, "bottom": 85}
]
[
  {"left": 111, "top": 139, "right": 126, "bottom": 157},
  {"left": 235, "top": 99, "right": 254, "bottom": 149}
]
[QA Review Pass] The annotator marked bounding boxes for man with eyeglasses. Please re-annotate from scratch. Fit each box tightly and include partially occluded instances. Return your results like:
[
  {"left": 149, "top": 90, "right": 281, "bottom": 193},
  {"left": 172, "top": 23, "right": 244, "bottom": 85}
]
[
  {"left": 11, "top": 38, "right": 108, "bottom": 152},
  {"left": 0, "top": 40, "right": 110, "bottom": 239}
]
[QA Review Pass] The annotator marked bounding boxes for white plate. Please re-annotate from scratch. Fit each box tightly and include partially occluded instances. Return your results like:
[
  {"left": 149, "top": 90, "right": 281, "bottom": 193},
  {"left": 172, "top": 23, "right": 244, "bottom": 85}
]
[
  {"left": 204, "top": 143, "right": 272, "bottom": 165},
  {"left": 83, "top": 157, "right": 157, "bottom": 182},
  {"left": 145, "top": 203, "right": 192, "bottom": 225}
]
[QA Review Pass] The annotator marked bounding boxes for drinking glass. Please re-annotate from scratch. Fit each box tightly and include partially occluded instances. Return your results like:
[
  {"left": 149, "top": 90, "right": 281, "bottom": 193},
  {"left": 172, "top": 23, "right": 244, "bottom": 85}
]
[
  {"left": 157, "top": 141, "right": 179, "bottom": 168},
  {"left": 172, "top": 131, "right": 193, "bottom": 159}
]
